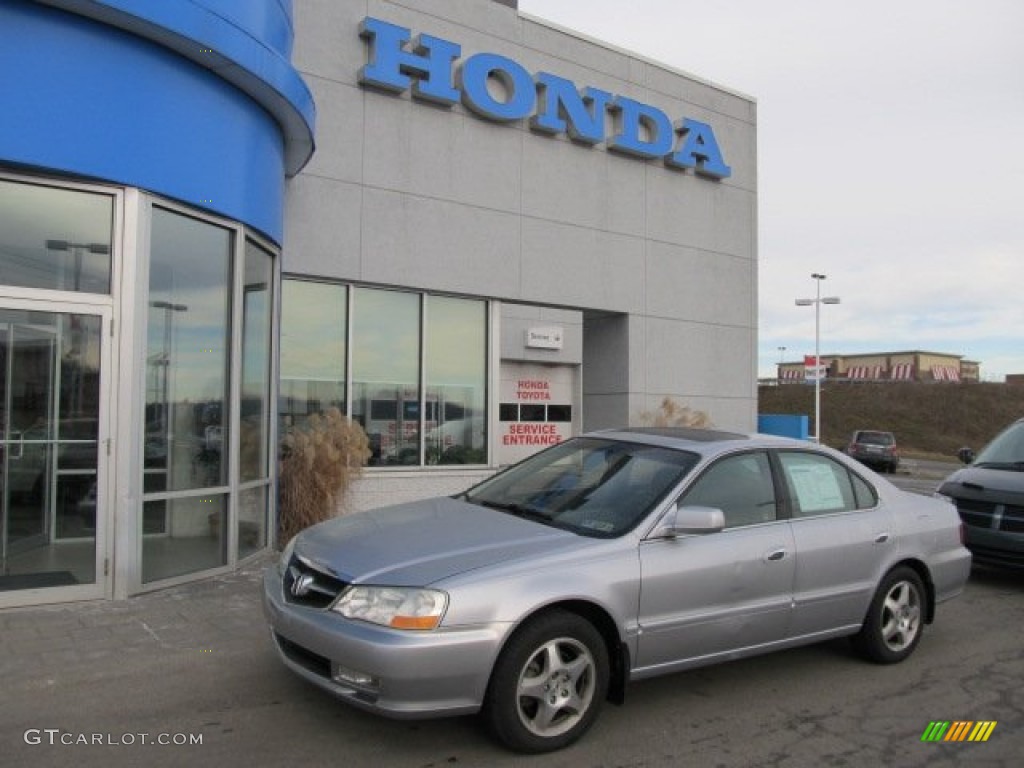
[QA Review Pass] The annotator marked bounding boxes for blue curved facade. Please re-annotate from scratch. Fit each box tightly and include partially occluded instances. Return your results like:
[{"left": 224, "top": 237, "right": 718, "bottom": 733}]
[{"left": 0, "top": 0, "right": 315, "bottom": 244}]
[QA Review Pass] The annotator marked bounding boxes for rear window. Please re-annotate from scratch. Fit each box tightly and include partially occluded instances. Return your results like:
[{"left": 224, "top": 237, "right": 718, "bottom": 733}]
[{"left": 856, "top": 431, "right": 894, "bottom": 446}]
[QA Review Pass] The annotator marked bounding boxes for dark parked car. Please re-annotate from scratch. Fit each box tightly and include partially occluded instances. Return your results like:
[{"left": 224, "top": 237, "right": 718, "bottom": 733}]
[
  {"left": 847, "top": 430, "right": 900, "bottom": 473},
  {"left": 936, "top": 418, "right": 1024, "bottom": 569},
  {"left": 265, "top": 427, "right": 970, "bottom": 752}
]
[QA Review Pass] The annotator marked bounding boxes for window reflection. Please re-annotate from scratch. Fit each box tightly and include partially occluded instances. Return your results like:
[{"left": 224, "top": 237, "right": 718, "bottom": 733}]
[
  {"left": 425, "top": 297, "right": 486, "bottom": 464},
  {"left": 146, "top": 208, "right": 232, "bottom": 493},
  {"left": 279, "top": 280, "right": 346, "bottom": 429},
  {"left": 237, "top": 485, "right": 267, "bottom": 560},
  {"left": 0, "top": 178, "right": 113, "bottom": 293},
  {"left": 142, "top": 495, "right": 228, "bottom": 582},
  {"left": 241, "top": 241, "right": 273, "bottom": 483},
  {"left": 280, "top": 280, "right": 490, "bottom": 468},
  {"left": 1, "top": 309, "right": 101, "bottom": 587},
  {"left": 352, "top": 289, "right": 420, "bottom": 466},
  {"left": 143, "top": 208, "right": 232, "bottom": 583}
]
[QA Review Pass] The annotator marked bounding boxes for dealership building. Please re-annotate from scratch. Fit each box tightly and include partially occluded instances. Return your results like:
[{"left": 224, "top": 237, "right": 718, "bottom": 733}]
[{"left": 0, "top": 0, "right": 757, "bottom": 606}]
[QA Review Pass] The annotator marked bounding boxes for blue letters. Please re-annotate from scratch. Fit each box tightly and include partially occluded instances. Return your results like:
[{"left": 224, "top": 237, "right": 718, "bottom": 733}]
[
  {"left": 532, "top": 73, "right": 611, "bottom": 145},
  {"left": 459, "top": 53, "right": 536, "bottom": 121},
  {"left": 358, "top": 17, "right": 731, "bottom": 180},
  {"left": 667, "top": 119, "right": 732, "bottom": 180},
  {"left": 359, "top": 18, "right": 460, "bottom": 105},
  {"left": 607, "top": 97, "right": 675, "bottom": 159}
]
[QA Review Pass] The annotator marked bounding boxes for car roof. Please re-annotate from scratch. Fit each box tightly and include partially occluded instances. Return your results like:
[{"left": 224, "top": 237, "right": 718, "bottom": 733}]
[{"left": 588, "top": 426, "right": 806, "bottom": 454}]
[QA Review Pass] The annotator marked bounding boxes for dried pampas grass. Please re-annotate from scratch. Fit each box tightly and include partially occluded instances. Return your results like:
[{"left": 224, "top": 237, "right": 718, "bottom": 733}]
[{"left": 278, "top": 407, "right": 371, "bottom": 545}]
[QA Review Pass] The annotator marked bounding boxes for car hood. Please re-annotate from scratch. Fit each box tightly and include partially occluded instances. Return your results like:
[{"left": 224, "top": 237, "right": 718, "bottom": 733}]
[
  {"left": 292, "top": 496, "right": 580, "bottom": 586},
  {"left": 940, "top": 466, "right": 1024, "bottom": 496}
]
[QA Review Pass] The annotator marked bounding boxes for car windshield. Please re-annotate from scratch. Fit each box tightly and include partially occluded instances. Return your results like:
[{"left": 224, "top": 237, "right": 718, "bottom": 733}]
[
  {"left": 857, "top": 432, "right": 894, "bottom": 446},
  {"left": 973, "top": 420, "right": 1024, "bottom": 470},
  {"left": 462, "top": 437, "right": 698, "bottom": 538}
]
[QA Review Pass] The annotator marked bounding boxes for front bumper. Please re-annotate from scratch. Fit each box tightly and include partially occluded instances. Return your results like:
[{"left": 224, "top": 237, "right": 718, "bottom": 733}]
[
  {"left": 262, "top": 567, "right": 508, "bottom": 718},
  {"left": 964, "top": 526, "right": 1024, "bottom": 570}
]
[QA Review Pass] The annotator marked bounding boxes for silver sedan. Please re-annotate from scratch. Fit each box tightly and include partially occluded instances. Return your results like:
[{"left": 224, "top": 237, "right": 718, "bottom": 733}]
[{"left": 263, "top": 427, "right": 971, "bottom": 753}]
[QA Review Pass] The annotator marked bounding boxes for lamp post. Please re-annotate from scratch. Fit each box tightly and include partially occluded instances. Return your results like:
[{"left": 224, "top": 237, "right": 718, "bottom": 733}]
[
  {"left": 45, "top": 239, "right": 110, "bottom": 291},
  {"left": 148, "top": 300, "right": 188, "bottom": 437},
  {"left": 795, "top": 273, "right": 840, "bottom": 443}
]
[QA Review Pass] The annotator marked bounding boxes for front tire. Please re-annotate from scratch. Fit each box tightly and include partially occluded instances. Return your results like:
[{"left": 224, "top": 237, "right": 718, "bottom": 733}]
[
  {"left": 483, "top": 610, "right": 609, "bottom": 753},
  {"left": 853, "top": 566, "right": 925, "bottom": 664}
]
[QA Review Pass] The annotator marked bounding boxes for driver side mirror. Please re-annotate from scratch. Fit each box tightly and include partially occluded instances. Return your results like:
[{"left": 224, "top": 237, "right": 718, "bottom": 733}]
[
  {"left": 649, "top": 504, "right": 725, "bottom": 539},
  {"left": 957, "top": 447, "right": 975, "bottom": 465}
]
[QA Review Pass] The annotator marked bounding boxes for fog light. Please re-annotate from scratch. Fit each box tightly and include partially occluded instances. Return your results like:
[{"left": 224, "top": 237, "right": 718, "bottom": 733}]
[{"left": 333, "top": 665, "right": 378, "bottom": 689}]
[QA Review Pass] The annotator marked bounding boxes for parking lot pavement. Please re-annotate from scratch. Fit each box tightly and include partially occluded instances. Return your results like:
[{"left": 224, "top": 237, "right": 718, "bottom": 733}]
[
  {"left": 898, "top": 457, "right": 960, "bottom": 480},
  {"left": 3, "top": 559, "right": 1022, "bottom": 768},
  {"left": 2, "top": 521, "right": 1022, "bottom": 768},
  {"left": 0, "top": 552, "right": 274, "bottom": 699},
  {"left": 1, "top": 552, "right": 272, "bottom": 670}
]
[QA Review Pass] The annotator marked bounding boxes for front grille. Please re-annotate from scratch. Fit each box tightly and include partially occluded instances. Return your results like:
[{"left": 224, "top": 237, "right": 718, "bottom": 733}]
[
  {"left": 282, "top": 556, "right": 348, "bottom": 609},
  {"left": 1001, "top": 505, "right": 1024, "bottom": 533},
  {"left": 952, "top": 497, "right": 995, "bottom": 528},
  {"left": 276, "top": 633, "right": 331, "bottom": 679},
  {"left": 952, "top": 497, "right": 1024, "bottom": 533}
]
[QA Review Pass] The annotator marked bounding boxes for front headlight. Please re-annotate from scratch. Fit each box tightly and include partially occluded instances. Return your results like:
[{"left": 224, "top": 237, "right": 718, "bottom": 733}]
[{"left": 332, "top": 586, "right": 448, "bottom": 630}]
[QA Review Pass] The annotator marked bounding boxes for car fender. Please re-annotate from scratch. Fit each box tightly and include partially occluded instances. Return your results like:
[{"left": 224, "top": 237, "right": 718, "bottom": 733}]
[{"left": 437, "top": 539, "right": 642, "bottom": 658}]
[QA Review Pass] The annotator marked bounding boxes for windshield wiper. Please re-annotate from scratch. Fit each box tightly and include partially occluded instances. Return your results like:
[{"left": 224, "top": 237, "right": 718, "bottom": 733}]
[{"left": 472, "top": 499, "right": 554, "bottom": 524}]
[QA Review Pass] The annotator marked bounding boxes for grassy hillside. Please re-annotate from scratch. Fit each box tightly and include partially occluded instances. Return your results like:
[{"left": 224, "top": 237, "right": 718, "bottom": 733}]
[{"left": 758, "top": 382, "right": 1024, "bottom": 458}]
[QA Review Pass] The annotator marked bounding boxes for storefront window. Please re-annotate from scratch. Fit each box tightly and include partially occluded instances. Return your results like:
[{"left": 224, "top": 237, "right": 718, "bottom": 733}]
[
  {"left": 241, "top": 241, "right": 273, "bottom": 483},
  {"left": 0, "top": 178, "right": 113, "bottom": 294},
  {"left": 143, "top": 208, "right": 233, "bottom": 582},
  {"left": 279, "top": 280, "right": 346, "bottom": 428},
  {"left": 141, "top": 495, "right": 227, "bottom": 582},
  {"left": 425, "top": 297, "right": 486, "bottom": 464},
  {"left": 352, "top": 289, "right": 421, "bottom": 466},
  {"left": 237, "top": 484, "right": 267, "bottom": 562},
  {"left": 238, "top": 240, "right": 274, "bottom": 556},
  {"left": 280, "top": 280, "right": 490, "bottom": 468}
]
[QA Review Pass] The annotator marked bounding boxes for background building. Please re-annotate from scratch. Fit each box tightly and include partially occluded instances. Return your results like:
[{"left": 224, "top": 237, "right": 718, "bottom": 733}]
[
  {"left": 0, "top": 0, "right": 757, "bottom": 606},
  {"left": 777, "top": 351, "right": 980, "bottom": 383}
]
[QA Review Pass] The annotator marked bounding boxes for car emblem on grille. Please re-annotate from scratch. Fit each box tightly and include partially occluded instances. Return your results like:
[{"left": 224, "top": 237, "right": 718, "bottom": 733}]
[{"left": 290, "top": 570, "right": 316, "bottom": 598}]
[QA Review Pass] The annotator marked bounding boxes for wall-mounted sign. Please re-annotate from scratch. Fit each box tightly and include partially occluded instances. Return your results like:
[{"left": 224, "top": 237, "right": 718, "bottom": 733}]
[
  {"left": 526, "top": 326, "right": 564, "bottom": 350},
  {"left": 358, "top": 17, "right": 731, "bottom": 180},
  {"left": 498, "top": 363, "right": 577, "bottom": 464}
]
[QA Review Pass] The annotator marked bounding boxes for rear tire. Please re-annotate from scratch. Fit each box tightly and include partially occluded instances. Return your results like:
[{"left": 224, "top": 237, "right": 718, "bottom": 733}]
[
  {"left": 853, "top": 566, "right": 925, "bottom": 664},
  {"left": 483, "top": 610, "right": 609, "bottom": 753}
]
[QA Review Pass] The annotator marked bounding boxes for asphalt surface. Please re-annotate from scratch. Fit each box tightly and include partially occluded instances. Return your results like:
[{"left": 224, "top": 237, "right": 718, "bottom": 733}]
[{"left": 1, "top": 460, "right": 1021, "bottom": 767}]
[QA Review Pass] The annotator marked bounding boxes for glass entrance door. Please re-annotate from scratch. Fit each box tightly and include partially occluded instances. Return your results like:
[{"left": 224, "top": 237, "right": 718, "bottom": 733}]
[{"left": 0, "top": 306, "right": 108, "bottom": 598}]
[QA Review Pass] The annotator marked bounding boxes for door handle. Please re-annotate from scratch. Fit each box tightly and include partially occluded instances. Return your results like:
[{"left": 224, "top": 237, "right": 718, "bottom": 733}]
[
  {"left": 765, "top": 548, "right": 787, "bottom": 562},
  {"left": 874, "top": 532, "right": 890, "bottom": 544}
]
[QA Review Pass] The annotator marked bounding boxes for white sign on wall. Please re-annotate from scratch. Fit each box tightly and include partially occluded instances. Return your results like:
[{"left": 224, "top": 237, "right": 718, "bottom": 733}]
[{"left": 525, "top": 326, "right": 564, "bottom": 350}]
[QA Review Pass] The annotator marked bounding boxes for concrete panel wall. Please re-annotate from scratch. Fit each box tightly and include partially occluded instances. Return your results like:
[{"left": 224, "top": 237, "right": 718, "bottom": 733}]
[{"left": 287, "top": 0, "right": 758, "bottom": 442}]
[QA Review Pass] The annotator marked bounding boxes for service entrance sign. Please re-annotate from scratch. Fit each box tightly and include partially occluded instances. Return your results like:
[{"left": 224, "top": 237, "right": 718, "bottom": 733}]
[{"left": 498, "top": 363, "right": 578, "bottom": 465}]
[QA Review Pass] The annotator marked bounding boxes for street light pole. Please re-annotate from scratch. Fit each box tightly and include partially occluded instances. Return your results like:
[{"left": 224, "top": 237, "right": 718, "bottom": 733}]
[{"left": 795, "top": 273, "right": 840, "bottom": 443}]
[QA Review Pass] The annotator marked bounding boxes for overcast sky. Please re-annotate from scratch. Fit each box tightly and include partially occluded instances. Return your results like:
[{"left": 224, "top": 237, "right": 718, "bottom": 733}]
[{"left": 518, "top": 0, "right": 1023, "bottom": 381}]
